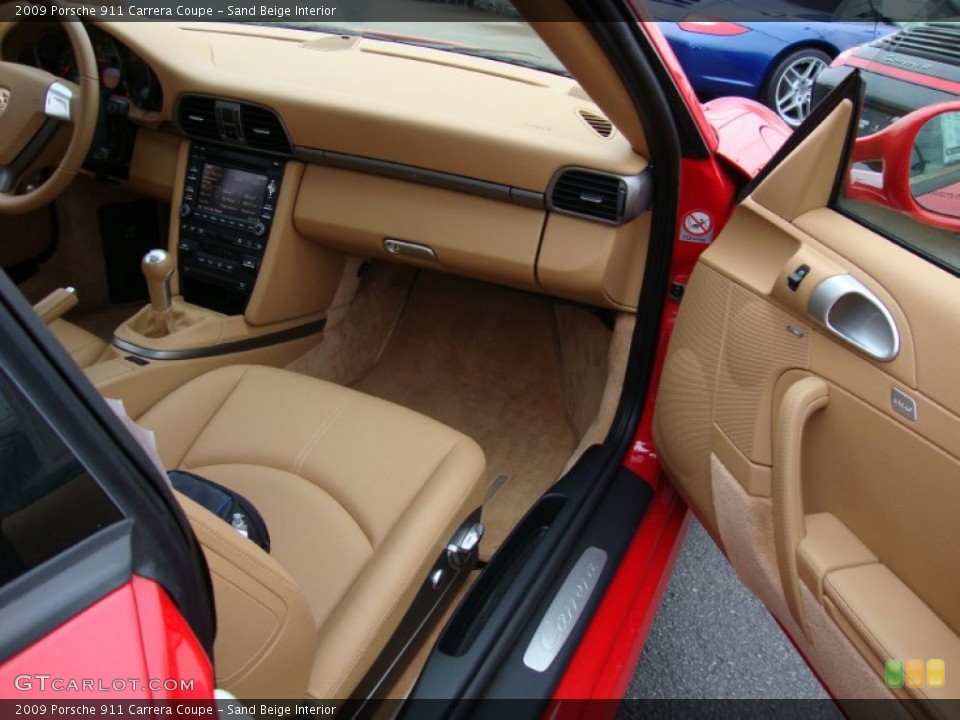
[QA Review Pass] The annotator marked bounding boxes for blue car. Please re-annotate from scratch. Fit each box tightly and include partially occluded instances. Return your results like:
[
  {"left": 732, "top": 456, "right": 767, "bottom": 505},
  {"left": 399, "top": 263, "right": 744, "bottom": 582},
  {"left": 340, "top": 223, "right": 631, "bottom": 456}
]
[{"left": 653, "top": 3, "right": 895, "bottom": 127}]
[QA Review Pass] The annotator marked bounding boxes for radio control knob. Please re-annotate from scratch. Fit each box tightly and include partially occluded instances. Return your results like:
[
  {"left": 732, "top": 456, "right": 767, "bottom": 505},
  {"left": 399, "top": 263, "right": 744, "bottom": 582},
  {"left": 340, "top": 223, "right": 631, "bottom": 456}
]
[
  {"left": 181, "top": 204, "right": 192, "bottom": 218},
  {"left": 253, "top": 221, "right": 266, "bottom": 237}
]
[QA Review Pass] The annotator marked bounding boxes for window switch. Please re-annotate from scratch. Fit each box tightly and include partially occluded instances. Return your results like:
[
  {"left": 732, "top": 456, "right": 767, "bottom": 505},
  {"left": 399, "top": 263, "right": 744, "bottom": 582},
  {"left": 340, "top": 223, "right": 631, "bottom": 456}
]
[{"left": 788, "top": 264, "right": 811, "bottom": 292}]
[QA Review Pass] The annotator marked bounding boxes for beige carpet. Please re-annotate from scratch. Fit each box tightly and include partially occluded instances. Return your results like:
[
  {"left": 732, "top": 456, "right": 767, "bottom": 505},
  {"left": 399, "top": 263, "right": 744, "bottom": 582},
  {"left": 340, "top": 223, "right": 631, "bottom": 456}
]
[
  {"left": 287, "top": 262, "right": 417, "bottom": 388},
  {"left": 353, "top": 271, "right": 578, "bottom": 558}
]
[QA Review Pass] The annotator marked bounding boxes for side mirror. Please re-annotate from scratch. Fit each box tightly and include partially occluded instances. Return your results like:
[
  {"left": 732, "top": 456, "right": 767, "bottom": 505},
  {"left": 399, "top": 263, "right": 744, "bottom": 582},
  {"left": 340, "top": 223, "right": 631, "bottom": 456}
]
[{"left": 847, "top": 101, "right": 960, "bottom": 233}]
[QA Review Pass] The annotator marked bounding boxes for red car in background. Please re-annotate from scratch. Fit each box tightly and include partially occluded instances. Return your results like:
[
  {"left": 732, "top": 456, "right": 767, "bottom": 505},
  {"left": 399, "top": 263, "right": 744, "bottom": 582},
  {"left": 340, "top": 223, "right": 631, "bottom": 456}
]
[
  {"left": 816, "top": 23, "right": 960, "bottom": 236},
  {"left": 0, "top": 1, "right": 957, "bottom": 715}
]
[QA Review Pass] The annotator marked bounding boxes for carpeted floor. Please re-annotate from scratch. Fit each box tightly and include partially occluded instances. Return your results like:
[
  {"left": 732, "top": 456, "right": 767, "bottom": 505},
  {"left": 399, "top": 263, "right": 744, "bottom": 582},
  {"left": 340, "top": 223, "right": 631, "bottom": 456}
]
[
  {"left": 352, "top": 271, "right": 578, "bottom": 558},
  {"left": 290, "top": 266, "right": 624, "bottom": 693}
]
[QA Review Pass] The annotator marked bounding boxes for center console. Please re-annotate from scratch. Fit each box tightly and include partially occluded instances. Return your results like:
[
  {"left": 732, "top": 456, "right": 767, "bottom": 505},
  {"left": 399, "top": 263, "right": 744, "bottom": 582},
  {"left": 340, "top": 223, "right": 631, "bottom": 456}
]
[{"left": 178, "top": 144, "right": 284, "bottom": 315}]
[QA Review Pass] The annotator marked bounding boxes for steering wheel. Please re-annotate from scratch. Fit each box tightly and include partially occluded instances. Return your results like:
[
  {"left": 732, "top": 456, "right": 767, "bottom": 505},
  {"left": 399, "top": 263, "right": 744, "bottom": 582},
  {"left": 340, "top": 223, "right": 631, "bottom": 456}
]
[{"left": 0, "top": 18, "right": 99, "bottom": 214}]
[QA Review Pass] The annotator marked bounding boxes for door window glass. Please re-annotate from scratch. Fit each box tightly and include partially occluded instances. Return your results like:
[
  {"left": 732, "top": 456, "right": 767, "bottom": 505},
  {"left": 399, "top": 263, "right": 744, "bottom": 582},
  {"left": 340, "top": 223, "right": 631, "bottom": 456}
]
[{"left": 0, "top": 375, "right": 121, "bottom": 586}]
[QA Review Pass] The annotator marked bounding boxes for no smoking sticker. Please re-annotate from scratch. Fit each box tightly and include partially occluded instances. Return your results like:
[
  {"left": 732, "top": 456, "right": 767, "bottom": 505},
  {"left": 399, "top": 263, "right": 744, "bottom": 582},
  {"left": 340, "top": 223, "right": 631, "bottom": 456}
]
[{"left": 680, "top": 210, "right": 714, "bottom": 244}]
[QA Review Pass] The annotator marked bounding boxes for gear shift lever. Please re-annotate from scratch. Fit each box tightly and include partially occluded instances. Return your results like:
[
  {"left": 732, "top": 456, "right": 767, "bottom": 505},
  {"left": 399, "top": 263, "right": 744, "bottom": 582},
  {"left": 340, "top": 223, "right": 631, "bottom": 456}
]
[{"left": 142, "top": 249, "right": 174, "bottom": 313}]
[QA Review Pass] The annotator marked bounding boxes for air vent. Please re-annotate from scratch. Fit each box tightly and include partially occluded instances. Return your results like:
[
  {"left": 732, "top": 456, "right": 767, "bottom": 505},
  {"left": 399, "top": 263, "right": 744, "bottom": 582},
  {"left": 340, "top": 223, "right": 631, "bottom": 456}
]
[
  {"left": 873, "top": 23, "right": 960, "bottom": 68},
  {"left": 550, "top": 170, "right": 624, "bottom": 223},
  {"left": 176, "top": 96, "right": 218, "bottom": 142},
  {"left": 176, "top": 94, "right": 292, "bottom": 156},
  {"left": 548, "top": 168, "right": 652, "bottom": 225},
  {"left": 577, "top": 109, "right": 614, "bottom": 138},
  {"left": 239, "top": 104, "right": 292, "bottom": 155}
]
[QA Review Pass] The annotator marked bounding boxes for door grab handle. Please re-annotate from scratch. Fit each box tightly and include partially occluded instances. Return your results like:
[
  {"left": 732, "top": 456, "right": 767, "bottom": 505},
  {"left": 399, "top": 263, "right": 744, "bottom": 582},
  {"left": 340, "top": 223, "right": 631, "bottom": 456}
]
[
  {"left": 774, "top": 376, "right": 829, "bottom": 635},
  {"left": 807, "top": 275, "right": 899, "bottom": 362}
]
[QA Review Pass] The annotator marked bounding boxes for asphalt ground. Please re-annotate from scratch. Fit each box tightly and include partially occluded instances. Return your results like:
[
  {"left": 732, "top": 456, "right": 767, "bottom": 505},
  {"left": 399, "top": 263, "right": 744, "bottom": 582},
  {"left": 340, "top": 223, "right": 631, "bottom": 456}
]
[{"left": 623, "top": 519, "right": 837, "bottom": 705}]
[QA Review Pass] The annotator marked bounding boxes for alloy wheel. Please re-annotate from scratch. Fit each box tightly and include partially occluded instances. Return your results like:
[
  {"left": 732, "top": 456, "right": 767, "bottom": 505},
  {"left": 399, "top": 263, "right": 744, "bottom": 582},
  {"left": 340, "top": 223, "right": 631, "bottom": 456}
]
[{"left": 774, "top": 54, "right": 829, "bottom": 128}]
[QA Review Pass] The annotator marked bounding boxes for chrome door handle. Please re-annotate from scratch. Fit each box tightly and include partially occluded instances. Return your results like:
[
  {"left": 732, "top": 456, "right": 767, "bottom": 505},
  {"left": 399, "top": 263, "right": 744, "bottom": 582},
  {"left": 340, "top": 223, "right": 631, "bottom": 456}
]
[{"left": 807, "top": 275, "right": 899, "bottom": 362}]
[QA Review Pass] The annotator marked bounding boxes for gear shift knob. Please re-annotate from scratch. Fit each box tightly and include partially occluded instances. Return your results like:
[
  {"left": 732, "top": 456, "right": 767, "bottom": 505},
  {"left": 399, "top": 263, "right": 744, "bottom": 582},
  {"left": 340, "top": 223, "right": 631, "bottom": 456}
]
[{"left": 142, "top": 249, "right": 175, "bottom": 313}]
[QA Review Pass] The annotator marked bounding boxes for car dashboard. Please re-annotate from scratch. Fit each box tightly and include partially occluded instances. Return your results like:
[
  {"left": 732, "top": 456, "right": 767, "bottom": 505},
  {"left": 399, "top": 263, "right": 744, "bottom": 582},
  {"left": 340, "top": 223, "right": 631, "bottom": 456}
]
[{"left": 1, "top": 20, "right": 653, "bottom": 312}]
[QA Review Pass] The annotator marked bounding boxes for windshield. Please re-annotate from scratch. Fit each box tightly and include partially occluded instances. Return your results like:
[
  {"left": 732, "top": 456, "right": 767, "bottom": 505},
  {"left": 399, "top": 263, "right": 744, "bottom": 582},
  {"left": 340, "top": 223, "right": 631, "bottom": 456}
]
[{"left": 243, "top": 3, "right": 568, "bottom": 76}]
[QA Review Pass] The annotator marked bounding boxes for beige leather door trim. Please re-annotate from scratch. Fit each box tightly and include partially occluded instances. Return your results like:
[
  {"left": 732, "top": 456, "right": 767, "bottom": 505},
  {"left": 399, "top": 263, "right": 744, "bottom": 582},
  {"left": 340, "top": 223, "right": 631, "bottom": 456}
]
[
  {"left": 773, "top": 375, "right": 828, "bottom": 634},
  {"left": 655, "top": 73, "right": 960, "bottom": 705}
]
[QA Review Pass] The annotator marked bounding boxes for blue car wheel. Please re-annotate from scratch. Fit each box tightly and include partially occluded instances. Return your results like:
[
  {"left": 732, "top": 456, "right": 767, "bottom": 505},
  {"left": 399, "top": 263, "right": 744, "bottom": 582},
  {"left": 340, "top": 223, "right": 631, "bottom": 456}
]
[{"left": 764, "top": 47, "right": 832, "bottom": 128}]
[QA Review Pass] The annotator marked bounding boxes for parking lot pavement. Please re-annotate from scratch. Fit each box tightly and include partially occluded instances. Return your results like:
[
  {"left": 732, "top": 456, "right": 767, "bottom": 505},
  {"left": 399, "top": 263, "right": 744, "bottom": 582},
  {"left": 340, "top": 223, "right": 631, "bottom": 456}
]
[{"left": 624, "top": 518, "right": 835, "bottom": 702}]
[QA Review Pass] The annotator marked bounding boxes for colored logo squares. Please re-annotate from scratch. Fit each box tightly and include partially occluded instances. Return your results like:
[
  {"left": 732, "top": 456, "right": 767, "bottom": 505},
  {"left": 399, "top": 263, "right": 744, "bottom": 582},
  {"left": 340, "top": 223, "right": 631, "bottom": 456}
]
[
  {"left": 886, "top": 659, "right": 904, "bottom": 688},
  {"left": 885, "top": 659, "right": 945, "bottom": 689},
  {"left": 928, "top": 659, "right": 946, "bottom": 688},
  {"left": 906, "top": 659, "right": 925, "bottom": 688}
]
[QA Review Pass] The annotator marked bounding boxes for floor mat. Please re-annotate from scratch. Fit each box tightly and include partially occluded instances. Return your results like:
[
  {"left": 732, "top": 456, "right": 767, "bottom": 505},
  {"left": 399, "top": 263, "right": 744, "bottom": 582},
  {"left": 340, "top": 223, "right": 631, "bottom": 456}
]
[{"left": 353, "top": 271, "right": 577, "bottom": 558}]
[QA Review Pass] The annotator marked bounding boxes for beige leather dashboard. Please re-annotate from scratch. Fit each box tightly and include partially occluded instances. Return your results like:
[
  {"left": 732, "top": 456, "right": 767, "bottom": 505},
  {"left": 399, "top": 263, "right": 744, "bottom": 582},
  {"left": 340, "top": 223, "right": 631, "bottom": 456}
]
[
  {"left": 2, "top": 20, "right": 652, "bottom": 309},
  {"left": 102, "top": 22, "right": 647, "bottom": 189}
]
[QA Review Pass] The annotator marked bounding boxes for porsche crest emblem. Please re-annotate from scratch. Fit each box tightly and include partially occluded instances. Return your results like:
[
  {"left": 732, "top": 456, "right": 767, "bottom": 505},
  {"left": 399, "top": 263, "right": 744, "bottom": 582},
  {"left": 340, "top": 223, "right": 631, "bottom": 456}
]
[{"left": 0, "top": 88, "right": 10, "bottom": 118}]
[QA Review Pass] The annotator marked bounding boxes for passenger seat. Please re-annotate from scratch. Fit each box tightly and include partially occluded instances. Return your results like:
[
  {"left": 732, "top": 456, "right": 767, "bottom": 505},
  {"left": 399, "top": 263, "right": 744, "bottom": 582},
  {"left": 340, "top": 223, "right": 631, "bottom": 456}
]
[{"left": 137, "top": 365, "right": 486, "bottom": 699}]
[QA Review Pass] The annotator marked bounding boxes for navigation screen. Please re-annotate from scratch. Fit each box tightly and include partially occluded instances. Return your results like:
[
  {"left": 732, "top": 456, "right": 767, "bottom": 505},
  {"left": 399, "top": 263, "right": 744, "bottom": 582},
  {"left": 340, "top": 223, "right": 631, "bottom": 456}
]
[{"left": 197, "top": 163, "right": 269, "bottom": 223}]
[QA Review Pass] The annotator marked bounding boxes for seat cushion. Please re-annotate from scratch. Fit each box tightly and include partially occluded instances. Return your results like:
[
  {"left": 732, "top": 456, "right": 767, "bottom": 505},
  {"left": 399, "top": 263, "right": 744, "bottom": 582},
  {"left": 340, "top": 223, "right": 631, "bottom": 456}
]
[
  {"left": 49, "top": 318, "right": 107, "bottom": 368},
  {"left": 138, "top": 365, "right": 486, "bottom": 698}
]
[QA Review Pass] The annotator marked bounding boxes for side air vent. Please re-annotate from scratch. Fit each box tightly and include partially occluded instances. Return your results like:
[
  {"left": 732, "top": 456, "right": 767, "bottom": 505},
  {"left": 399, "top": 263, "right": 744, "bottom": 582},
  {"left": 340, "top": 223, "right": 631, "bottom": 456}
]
[
  {"left": 577, "top": 109, "right": 614, "bottom": 138},
  {"left": 176, "top": 96, "right": 219, "bottom": 142},
  {"left": 239, "top": 104, "right": 293, "bottom": 155},
  {"left": 548, "top": 168, "right": 652, "bottom": 225}
]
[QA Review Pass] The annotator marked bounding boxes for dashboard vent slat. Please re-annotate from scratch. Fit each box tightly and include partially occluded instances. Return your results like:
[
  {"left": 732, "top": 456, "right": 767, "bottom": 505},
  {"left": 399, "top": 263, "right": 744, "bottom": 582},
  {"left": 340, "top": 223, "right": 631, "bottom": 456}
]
[
  {"left": 176, "top": 94, "right": 292, "bottom": 156},
  {"left": 550, "top": 169, "right": 624, "bottom": 223},
  {"left": 577, "top": 109, "right": 614, "bottom": 138},
  {"left": 176, "top": 96, "right": 219, "bottom": 142},
  {"left": 239, "top": 104, "right": 293, "bottom": 155}
]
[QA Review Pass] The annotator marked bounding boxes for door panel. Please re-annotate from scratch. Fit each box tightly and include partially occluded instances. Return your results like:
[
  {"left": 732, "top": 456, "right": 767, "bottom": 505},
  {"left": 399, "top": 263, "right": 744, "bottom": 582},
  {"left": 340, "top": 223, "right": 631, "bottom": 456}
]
[{"left": 654, "top": 88, "right": 960, "bottom": 711}]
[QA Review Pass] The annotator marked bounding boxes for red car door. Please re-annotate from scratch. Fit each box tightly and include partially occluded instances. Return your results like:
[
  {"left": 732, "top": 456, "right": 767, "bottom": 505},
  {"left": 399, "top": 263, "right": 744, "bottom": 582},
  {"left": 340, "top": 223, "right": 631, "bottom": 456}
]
[{"left": 0, "top": 269, "right": 216, "bottom": 704}]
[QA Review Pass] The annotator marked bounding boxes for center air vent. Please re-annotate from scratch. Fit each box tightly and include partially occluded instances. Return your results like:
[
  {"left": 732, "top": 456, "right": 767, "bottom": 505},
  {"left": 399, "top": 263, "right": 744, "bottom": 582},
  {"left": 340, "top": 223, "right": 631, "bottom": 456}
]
[
  {"left": 240, "top": 104, "right": 292, "bottom": 155},
  {"left": 175, "top": 94, "right": 292, "bottom": 156},
  {"left": 548, "top": 168, "right": 652, "bottom": 225},
  {"left": 176, "top": 96, "right": 218, "bottom": 141}
]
